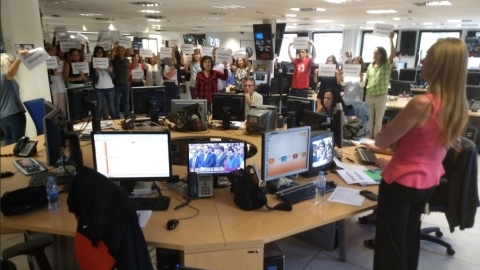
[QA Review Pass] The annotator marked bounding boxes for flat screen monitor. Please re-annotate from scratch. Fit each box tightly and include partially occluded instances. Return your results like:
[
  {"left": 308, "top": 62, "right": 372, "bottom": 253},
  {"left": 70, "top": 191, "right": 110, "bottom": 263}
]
[
  {"left": 252, "top": 24, "right": 274, "bottom": 60},
  {"left": 390, "top": 80, "right": 412, "bottom": 96},
  {"left": 253, "top": 71, "right": 269, "bottom": 86},
  {"left": 212, "top": 93, "right": 246, "bottom": 128},
  {"left": 187, "top": 140, "right": 246, "bottom": 174},
  {"left": 399, "top": 68, "right": 419, "bottom": 83},
  {"left": 286, "top": 96, "right": 316, "bottom": 127},
  {"left": 43, "top": 104, "right": 67, "bottom": 166},
  {"left": 301, "top": 131, "right": 334, "bottom": 177},
  {"left": 171, "top": 99, "right": 208, "bottom": 119},
  {"left": 66, "top": 85, "right": 95, "bottom": 122},
  {"left": 262, "top": 126, "right": 311, "bottom": 182},
  {"left": 183, "top": 34, "right": 197, "bottom": 45},
  {"left": 302, "top": 110, "right": 329, "bottom": 131},
  {"left": 131, "top": 86, "right": 166, "bottom": 116},
  {"left": 466, "top": 85, "right": 480, "bottom": 100},
  {"left": 395, "top": 61, "right": 407, "bottom": 70},
  {"left": 196, "top": 34, "right": 206, "bottom": 46},
  {"left": 467, "top": 71, "right": 480, "bottom": 86},
  {"left": 92, "top": 131, "right": 172, "bottom": 183},
  {"left": 332, "top": 106, "right": 344, "bottom": 148}
]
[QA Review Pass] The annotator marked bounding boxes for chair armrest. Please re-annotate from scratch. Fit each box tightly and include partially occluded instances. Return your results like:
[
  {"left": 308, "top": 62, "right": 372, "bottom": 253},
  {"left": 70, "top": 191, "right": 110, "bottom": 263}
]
[{"left": 1, "top": 236, "right": 52, "bottom": 260}]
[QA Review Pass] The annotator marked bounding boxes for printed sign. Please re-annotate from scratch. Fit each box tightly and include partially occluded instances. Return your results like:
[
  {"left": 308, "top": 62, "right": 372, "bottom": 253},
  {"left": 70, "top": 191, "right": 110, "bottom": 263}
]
[
  {"left": 139, "top": 48, "right": 153, "bottom": 58},
  {"left": 54, "top": 25, "right": 67, "bottom": 34},
  {"left": 18, "top": 48, "right": 49, "bottom": 70},
  {"left": 343, "top": 64, "right": 361, "bottom": 77},
  {"left": 160, "top": 47, "right": 173, "bottom": 59},
  {"left": 202, "top": 47, "right": 213, "bottom": 57},
  {"left": 132, "top": 69, "right": 144, "bottom": 80},
  {"left": 99, "top": 34, "right": 114, "bottom": 42},
  {"left": 56, "top": 33, "right": 70, "bottom": 43},
  {"left": 318, "top": 64, "right": 336, "bottom": 77},
  {"left": 46, "top": 56, "right": 59, "bottom": 69},
  {"left": 180, "top": 44, "right": 194, "bottom": 55},
  {"left": 71, "top": 62, "right": 89, "bottom": 74},
  {"left": 215, "top": 49, "right": 232, "bottom": 64},
  {"left": 169, "top": 39, "right": 180, "bottom": 47},
  {"left": 234, "top": 49, "right": 246, "bottom": 60},
  {"left": 293, "top": 37, "right": 309, "bottom": 49},
  {"left": 84, "top": 52, "right": 93, "bottom": 62},
  {"left": 97, "top": 40, "right": 112, "bottom": 52},
  {"left": 92, "top": 57, "right": 109, "bottom": 69},
  {"left": 60, "top": 41, "right": 81, "bottom": 52},
  {"left": 373, "top": 23, "right": 394, "bottom": 37},
  {"left": 117, "top": 37, "right": 132, "bottom": 49},
  {"left": 98, "top": 29, "right": 111, "bottom": 37}
]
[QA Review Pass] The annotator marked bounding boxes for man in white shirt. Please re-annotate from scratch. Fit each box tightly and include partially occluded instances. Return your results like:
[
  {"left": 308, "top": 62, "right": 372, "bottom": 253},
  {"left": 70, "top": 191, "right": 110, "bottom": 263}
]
[{"left": 243, "top": 77, "right": 263, "bottom": 117}]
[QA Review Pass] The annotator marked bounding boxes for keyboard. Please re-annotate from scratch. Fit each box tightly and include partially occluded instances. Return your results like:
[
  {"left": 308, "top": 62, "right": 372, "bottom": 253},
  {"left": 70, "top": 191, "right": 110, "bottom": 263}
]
[
  {"left": 276, "top": 182, "right": 316, "bottom": 204},
  {"left": 356, "top": 147, "right": 377, "bottom": 164},
  {"left": 470, "top": 101, "right": 480, "bottom": 112},
  {"left": 129, "top": 196, "right": 171, "bottom": 211},
  {"left": 342, "top": 139, "right": 356, "bottom": 147},
  {"left": 28, "top": 171, "right": 55, "bottom": 187}
]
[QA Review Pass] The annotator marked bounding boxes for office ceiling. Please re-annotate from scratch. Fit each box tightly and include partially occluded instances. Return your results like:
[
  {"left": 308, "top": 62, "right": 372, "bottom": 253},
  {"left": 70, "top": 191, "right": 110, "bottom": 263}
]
[{"left": 39, "top": 0, "right": 479, "bottom": 35}]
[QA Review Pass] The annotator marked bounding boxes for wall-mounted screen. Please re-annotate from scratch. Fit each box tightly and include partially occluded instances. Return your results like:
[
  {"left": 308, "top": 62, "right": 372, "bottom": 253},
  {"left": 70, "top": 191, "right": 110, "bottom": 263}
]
[{"left": 252, "top": 24, "right": 274, "bottom": 60}]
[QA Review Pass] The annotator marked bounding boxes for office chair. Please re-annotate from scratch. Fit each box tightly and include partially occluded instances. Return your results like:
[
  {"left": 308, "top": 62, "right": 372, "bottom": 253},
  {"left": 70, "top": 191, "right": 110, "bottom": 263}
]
[
  {"left": 421, "top": 137, "right": 479, "bottom": 256},
  {"left": 67, "top": 166, "right": 153, "bottom": 270},
  {"left": 344, "top": 100, "right": 369, "bottom": 138},
  {"left": 23, "top": 98, "right": 46, "bottom": 135},
  {"left": 1, "top": 234, "right": 53, "bottom": 270}
]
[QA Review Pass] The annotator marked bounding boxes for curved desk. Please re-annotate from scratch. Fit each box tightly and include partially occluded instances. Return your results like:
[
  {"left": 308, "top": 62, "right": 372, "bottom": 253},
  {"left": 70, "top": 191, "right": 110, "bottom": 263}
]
[{"left": 1, "top": 126, "right": 377, "bottom": 269}]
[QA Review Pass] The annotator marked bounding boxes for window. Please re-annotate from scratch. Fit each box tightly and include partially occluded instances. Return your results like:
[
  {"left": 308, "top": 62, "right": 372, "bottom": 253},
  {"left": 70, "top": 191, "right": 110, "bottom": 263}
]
[
  {"left": 360, "top": 31, "right": 398, "bottom": 62},
  {"left": 417, "top": 30, "right": 461, "bottom": 65},
  {"left": 313, "top": 32, "right": 343, "bottom": 64}
]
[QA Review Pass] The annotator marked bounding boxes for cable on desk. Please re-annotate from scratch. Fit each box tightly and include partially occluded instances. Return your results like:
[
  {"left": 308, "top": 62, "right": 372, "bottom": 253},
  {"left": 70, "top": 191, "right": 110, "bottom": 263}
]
[{"left": 171, "top": 195, "right": 199, "bottom": 221}]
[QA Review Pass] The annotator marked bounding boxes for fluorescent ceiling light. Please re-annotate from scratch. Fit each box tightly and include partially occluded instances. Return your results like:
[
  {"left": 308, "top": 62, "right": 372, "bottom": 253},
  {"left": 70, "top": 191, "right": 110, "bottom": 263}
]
[
  {"left": 323, "top": 0, "right": 347, "bottom": 3},
  {"left": 139, "top": 10, "right": 160, "bottom": 13},
  {"left": 108, "top": 24, "right": 115, "bottom": 31},
  {"left": 286, "top": 25, "right": 297, "bottom": 28},
  {"left": 290, "top": 7, "right": 326, "bottom": 11},
  {"left": 426, "top": 1, "right": 451, "bottom": 6},
  {"left": 82, "top": 25, "right": 87, "bottom": 31},
  {"left": 423, "top": 22, "right": 433, "bottom": 25},
  {"left": 285, "top": 14, "right": 297, "bottom": 17},
  {"left": 447, "top": 19, "right": 461, "bottom": 23},
  {"left": 315, "top": 19, "right": 334, "bottom": 23},
  {"left": 393, "top": 17, "right": 401, "bottom": 21},
  {"left": 366, "top": 9, "right": 397, "bottom": 14},
  {"left": 212, "top": 5, "right": 245, "bottom": 9},
  {"left": 290, "top": 8, "right": 300, "bottom": 11},
  {"left": 80, "top": 13, "right": 102, "bottom": 16},
  {"left": 147, "top": 19, "right": 161, "bottom": 22}
]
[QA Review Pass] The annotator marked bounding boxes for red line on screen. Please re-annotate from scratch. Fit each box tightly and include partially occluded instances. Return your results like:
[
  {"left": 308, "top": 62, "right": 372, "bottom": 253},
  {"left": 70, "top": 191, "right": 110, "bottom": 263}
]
[{"left": 104, "top": 142, "right": 109, "bottom": 174}]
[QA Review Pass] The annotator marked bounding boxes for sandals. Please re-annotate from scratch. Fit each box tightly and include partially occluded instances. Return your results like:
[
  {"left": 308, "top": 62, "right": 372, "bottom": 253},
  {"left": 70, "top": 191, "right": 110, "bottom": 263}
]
[
  {"left": 364, "top": 238, "right": 375, "bottom": 250},
  {"left": 358, "top": 215, "right": 376, "bottom": 224}
]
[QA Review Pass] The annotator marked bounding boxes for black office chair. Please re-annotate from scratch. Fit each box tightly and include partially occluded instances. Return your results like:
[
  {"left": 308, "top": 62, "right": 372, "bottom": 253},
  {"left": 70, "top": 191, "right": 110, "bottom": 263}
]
[
  {"left": 421, "top": 137, "right": 480, "bottom": 255},
  {"left": 1, "top": 234, "right": 53, "bottom": 270}
]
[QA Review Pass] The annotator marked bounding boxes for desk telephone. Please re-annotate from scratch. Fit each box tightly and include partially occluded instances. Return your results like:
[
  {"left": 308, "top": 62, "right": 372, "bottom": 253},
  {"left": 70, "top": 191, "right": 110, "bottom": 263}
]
[
  {"left": 469, "top": 99, "right": 480, "bottom": 112},
  {"left": 13, "top": 137, "right": 38, "bottom": 157},
  {"left": 186, "top": 172, "right": 213, "bottom": 199}
]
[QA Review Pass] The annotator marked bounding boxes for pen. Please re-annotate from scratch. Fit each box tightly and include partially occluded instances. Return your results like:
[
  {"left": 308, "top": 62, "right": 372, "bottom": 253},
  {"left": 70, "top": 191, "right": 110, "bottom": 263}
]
[{"left": 346, "top": 157, "right": 355, "bottom": 163}]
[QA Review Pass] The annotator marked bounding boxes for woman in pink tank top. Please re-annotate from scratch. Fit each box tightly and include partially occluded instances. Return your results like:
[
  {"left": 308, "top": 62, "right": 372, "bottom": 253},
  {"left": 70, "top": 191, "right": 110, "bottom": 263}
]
[{"left": 372, "top": 38, "right": 470, "bottom": 270}]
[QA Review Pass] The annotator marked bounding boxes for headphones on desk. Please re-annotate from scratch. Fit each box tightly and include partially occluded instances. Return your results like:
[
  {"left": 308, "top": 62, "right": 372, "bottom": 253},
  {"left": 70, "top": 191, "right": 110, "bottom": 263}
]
[{"left": 121, "top": 114, "right": 136, "bottom": 130}]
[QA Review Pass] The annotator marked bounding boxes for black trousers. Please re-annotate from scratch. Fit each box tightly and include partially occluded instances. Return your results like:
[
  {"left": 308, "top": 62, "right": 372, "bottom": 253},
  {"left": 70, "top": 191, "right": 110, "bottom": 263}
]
[{"left": 373, "top": 180, "right": 436, "bottom": 270}]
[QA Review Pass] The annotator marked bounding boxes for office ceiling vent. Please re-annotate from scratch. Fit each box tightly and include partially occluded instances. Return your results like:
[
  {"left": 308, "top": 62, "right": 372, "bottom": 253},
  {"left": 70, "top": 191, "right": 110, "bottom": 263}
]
[
  {"left": 143, "top": 15, "right": 164, "bottom": 19},
  {"left": 93, "top": 18, "right": 114, "bottom": 21},
  {"left": 62, "top": 7, "right": 91, "bottom": 11},
  {"left": 294, "top": 7, "right": 326, "bottom": 12},
  {"left": 155, "top": 29, "right": 166, "bottom": 32},
  {"left": 131, "top": 2, "right": 163, "bottom": 6}
]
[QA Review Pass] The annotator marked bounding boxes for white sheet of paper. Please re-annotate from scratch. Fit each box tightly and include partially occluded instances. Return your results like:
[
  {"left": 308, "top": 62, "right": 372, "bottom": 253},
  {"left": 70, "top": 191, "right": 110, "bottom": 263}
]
[
  {"left": 139, "top": 48, "right": 153, "bottom": 58},
  {"left": 60, "top": 41, "right": 81, "bottom": 53},
  {"left": 70, "top": 38, "right": 84, "bottom": 46},
  {"left": 343, "top": 64, "right": 361, "bottom": 77},
  {"left": 180, "top": 44, "right": 194, "bottom": 55},
  {"left": 71, "top": 62, "right": 89, "bottom": 74},
  {"left": 98, "top": 29, "right": 111, "bottom": 37},
  {"left": 97, "top": 40, "right": 112, "bottom": 52},
  {"left": 117, "top": 37, "right": 132, "bottom": 49},
  {"left": 54, "top": 25, "right": 67, "bottom": 34},
  {"left": 92, "top": 57, "right": 109, "bottom": 69},
  {"left": 83, "top": 53, "right": 92, "bottom": 62},
  {"left": 19, "top": 47, "right": 50, "bottom": 71},
  {"left": 160, "top": 47, "right": 172, "bottom": 59},
  {"left": 234, "top": 49, "right": 246, "bottom": 59},
  {"left": 337, "top": 169, "right": 379, "bottom": 185},
  {"left": 373, "top": 23, "right": 394, "bottom": 37},
  {"left": 318, "top": 64, "right": 336, "bottom": 77},
  {"left": 58, "top": 60, "right": 64, "bottom": 71},
  {"left": 202, "top": 47, "right": 213, "bottom": 57},
  {"left": 56, "top": 34, "right": 70, "bottom": 43},
  {"left": 328, "top": 187, "right": 365, "bottom": 206},
  {"left": 293, "top": 37, "right": 309, "bottom": 49},
  {"left": 169, "top": 39, "right": 180, "bottom": 47},
  {"left": 333, "top": 157, "right": 367, "bottom": 170},
  {"left": 216, "top": 49, "right": 232, "bottom": 64},
  {"left": 136, "top": 210, "right": 152, "bottom": 228},
  {"left": 184, "top": 54, "right": 192, "bottom": 62},
  {"left": 76, "top": 33, "right": 88, "bottom": 42},
  {"left": 99, "top": 34, "right": 114, "bottom": 42},
  {"left": 132, "top": 69, "right": 144, "bottom": 80},
  {"left": 46, "top": 56, "right": 58, "bottom": 69}
]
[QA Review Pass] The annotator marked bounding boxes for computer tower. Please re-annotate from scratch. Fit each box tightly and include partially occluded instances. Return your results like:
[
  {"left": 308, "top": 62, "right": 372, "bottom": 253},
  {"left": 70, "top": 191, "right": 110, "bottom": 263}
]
[
  {"left": 264, "top": 242, "right": 285, "bottom": 270},
  {"left": 156, "top": 248, "right": 180, "bottom": 269}
]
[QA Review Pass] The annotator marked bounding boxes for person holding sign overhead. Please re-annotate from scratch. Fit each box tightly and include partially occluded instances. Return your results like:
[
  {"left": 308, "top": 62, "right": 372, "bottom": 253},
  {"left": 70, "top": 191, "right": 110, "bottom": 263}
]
[
  {"left": 0, "top": 50, "right": 28, "bottom": 145},
  {"left": 288, "top": 39, "right": 316, "bottom": 98},
  {"left": 342, "top": 56, "right": 367, "bottom": 103},
  {"left": 89, "top": 46, "right": 116, "bottom": 119},
  {"left": 63, "top": 48, "right": 89, "bottom": 88},
  {"left": 194, "top": 56, "right": 229, "bottom": 115},
  {"left": 231, "top": 55, "right": 252, "bottom": 93},
  {"left": 365, "top": 32, "right": 395, "bottom": 139},
  {"left": 313, "top": 55, "right": 342, "bottom": 95},
  {"left": 129, "top": 53, "right": 146, "bottom": 87}
]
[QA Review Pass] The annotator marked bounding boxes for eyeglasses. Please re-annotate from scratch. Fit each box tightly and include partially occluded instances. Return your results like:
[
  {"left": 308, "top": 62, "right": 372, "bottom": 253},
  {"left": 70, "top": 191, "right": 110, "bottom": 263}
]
[{"left": 243, "top": 84, "right": 255, "bottom": 87}]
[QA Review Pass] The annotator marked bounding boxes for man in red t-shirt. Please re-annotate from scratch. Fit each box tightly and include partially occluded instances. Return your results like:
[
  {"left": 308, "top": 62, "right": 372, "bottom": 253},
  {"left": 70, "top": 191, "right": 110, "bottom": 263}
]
[{"left": 288, "top": 40, "right": 316, "bottom": 98}]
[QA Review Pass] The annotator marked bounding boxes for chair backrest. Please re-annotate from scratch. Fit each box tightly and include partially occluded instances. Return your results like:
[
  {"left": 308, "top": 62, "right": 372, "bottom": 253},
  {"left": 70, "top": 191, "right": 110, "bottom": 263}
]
[
  {"left": 344, "top": 100, "right": 369, "bottom": 138},
  {"left": 23, "top": 98, "right": 46, "bottom": 135}
]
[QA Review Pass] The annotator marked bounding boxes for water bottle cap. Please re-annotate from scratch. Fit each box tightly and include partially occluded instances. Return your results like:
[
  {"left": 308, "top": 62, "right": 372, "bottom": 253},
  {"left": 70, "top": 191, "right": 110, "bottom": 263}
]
[
  {"left": 47, "top": 176, "right": 55, "bottom": 181},
  {"left": 318, "top": 171, "right": 324, "bottom": 176}
]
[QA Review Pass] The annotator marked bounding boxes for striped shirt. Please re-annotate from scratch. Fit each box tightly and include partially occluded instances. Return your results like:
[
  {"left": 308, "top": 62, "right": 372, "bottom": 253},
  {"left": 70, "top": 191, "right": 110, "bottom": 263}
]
[{"left": 365, "top": 61, "right": 391, "bottom": 96}]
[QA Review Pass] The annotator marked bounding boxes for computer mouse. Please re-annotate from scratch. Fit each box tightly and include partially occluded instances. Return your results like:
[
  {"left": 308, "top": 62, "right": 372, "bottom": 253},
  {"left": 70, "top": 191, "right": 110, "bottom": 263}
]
[
  {"left": 167, "top": 219, "right": 179, "bottom": 230},
  {"left": 1, "top": 171, "right": 14, "bottom": 178}
]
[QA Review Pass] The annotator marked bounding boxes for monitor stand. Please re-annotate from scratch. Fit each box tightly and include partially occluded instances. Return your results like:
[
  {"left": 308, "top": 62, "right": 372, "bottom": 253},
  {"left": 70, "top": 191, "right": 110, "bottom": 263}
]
[
  {"left": 120, "top": 181, "right": 153, "bottom": 196},
  {"left": 213, "top": 175, "right": 231, "bottom": 188}
]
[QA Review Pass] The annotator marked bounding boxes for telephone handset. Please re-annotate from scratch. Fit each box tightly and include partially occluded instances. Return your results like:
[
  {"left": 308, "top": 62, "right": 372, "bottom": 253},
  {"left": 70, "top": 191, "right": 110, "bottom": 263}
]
[
  {"left": 13, "top": 137, "right": 38, "bottom": 157},
  {"left": 186, "top": 172, "right": 213, "bottom": 199}
]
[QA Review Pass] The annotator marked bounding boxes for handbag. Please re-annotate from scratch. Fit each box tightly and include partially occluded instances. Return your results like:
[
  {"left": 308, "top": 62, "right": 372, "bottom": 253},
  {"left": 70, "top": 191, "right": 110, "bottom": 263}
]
[
  {"left": 227, "top": 165, "right": 292, "bottom": 211},
  {"left": 1, "top": 186, "right": 48, "bottom": 216},
  {"left": 166, "top": 103, "right": 208, "bottom": 132}
]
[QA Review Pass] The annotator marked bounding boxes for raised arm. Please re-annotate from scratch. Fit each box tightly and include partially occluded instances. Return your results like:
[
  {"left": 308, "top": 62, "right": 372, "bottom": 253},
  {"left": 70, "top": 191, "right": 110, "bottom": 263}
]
[
  {"left": 5, "top": 50, "right": 28, "bottom": 80},
  {"left": 288, "top": 42, "right": 295, "bottom": 62},
  {"left": 309, "top": 40, "right": 316, "bottom": 63},
  {"left": 388, "top": 32, "right": 395, "bottom": 63}
]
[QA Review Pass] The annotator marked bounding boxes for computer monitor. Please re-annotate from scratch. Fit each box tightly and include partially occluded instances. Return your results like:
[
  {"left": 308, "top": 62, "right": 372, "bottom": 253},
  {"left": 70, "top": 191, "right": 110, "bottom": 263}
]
[
  {"left": 399, "top": 68, "right": 419, "bottom": 83},
  {"left": 467, "top": 71, "right": 480, "bottom": 86},
  {"left": 196, "top": 34, "right": 206, "bottom": 46},
  {"left": 171, "top": 99, "right": 208, "bottom": 119},
  {"left": 131, "top": 86, "right": 166, "bottom": 116},
  {"left": 285, "top": 96, "right": 316, "bottom": 127},
  {"left": 187, "top": 140, "right": 246, "bottom": 175},
  {"left": 183, "top": 34, "right": 197, "bottom": 45},
  {"left": 66, "top": 85, "right": 95, "bottom": 122},
  {"left": 211, "top": 93, "right": 246, "bottom": 130},
  {"left": 253, "top": 71, "right": 269, "bottom": 86},
  {"left": 466, "top": 85, "right": 480, "bottom": 100},
  {"left": 281, "top": 61, "right": 293, "bottom": 75},
  {"left": 301, "top": 131, "right": 334, "bottom": 177},
  {"left": 390, "top": 80, "right": 412, "bottom": 96},
  {"left": 395, "top": 61, "right": 407, "bottom": 70},
  {"left": 91, "top": 131, "right": 172, "bottom": 185},
  {"left": 332, "top": 105, "right": 344, "bottom": 148},
  {"left": 262, "top": 126, "right": 311, "bottom": 182},
  {"left": 302, "top": 110, "right": 329, "bottom": 131},
  {"left": 246, "top": 105, "right": 278, "bottom": 133}
]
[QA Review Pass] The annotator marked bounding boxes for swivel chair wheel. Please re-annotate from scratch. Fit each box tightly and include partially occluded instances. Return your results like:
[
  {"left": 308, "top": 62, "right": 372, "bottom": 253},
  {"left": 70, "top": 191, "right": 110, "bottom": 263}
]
[
  {"left": 447, "top": 247, "right": 455, "bottom": 256},
  {"left": 435, "top": 231, "right": 443, "bottom": 237}
]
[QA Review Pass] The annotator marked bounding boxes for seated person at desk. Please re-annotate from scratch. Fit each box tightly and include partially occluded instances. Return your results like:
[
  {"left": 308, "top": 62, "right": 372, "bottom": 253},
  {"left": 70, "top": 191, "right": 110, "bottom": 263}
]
[
  {"left": 224, "top": 147, "right": 241, "bottom": 171},
  {"left": 315, "top": 88, "right": 346, "bottom": 116},
  {"left": 244, "top": 77, "right": 263, "bottom": 117}
]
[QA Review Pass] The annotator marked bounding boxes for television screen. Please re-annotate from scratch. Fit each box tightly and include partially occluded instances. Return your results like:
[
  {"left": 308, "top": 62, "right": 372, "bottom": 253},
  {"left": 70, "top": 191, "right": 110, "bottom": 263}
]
[
  {"left": 302, "top": 110, "right": 329, "bottom": 131},
  {"left": 399, "top": 68, "right": 419, "bottom": 82},
  {"left": 196, "top": 34, "right": 206, "bottom": 46},
  {"left": 262, "top": 126, "right": 310, "bottom": 181},
  {"left": 183, "top": 34, "right": 197, "bottom": 45},
  {"left": 43, "top": 104, "right": 67, "bottom": 166},
  {"left": 212, "top": 93, "right": 246, "bottom": 122},
  {"left": 187, "top": 141, "right": 246, "bottom": 174},
  {"left": 302, "top": 131, "right": 334, "bottom": 177},
  {"left": 286, "top": 96, "right": 316, "bottom": 127},
  {"left": 252, "top": 24, "right": 274, "bottom": 60},
  {"left": 131, "top": 86, "right": 166, "bottom": 115},
  {"left": 255, "top": 32, "right": 264, "bottom": 40}
]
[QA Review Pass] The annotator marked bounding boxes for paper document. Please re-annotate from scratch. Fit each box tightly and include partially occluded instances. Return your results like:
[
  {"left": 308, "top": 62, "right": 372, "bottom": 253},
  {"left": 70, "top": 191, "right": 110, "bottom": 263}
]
[
  {"left": 333, "top": 157, "right": 367, "bottom": 170},
  {"left": 328, "top": 187, "right": 365, "bottom": 206},
  {"left": 136, "top": 210, "right": 152, "bottom": 227},
  {"left": 337, "top": 169, "right": 379, "bottom": 185},
  {"left": 74, "top": 121, "right": 115, "bottom": 131}
]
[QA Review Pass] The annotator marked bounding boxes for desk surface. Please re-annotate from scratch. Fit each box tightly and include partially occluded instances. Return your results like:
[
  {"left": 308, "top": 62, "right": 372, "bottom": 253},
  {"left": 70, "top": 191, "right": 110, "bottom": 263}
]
[
  {"left": 386, "top": 100, "right": 480, "bottom": 118},
  {"left": 1, "top": 126, "right": 377, "bottom": 268}
]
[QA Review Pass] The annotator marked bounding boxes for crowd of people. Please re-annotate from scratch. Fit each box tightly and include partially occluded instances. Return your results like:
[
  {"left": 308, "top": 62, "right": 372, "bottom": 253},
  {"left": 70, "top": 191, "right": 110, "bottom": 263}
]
[{"left": 188, "top": 142, "right": 245, "bottom": 172}]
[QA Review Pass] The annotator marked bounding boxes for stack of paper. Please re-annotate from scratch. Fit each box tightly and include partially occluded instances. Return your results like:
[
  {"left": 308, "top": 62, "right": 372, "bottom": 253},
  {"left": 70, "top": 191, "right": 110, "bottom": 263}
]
[{"left": 337, "top": 169, "right": 380, "bottom": 186}]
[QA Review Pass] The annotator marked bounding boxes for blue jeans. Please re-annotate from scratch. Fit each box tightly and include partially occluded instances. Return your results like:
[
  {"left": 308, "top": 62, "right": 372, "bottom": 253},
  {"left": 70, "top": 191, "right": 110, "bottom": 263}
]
[
  {"left": 0, "top": 112, "right": 26, "bottom": 146},
  {"left": 190, "top": 86, "right": 195, "bottom": 99},
  {"left": 164, "top": 82, "right": 180, "bottom": 113},
  {"left": 114, "top": 84, "right": 130, "bottom": 118},
  {"left": 95, "top": 87, "right": 115, "bottom": 119},
  {"left": 290, "top": 88, "right": 308, "bottom": 98}
]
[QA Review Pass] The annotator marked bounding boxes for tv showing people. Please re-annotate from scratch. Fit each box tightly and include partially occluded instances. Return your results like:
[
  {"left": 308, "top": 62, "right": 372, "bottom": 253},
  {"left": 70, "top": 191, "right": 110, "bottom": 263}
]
[
  {"left": 188, "top": 141, "right": 246, "bottom": 173},
  {"left": 312, "top": 135, "right": 333, "bottom": 168}
]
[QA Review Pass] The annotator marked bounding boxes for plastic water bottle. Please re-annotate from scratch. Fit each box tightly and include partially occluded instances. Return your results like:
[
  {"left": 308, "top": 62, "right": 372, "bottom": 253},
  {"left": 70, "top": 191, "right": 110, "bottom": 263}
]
[
  {"left": 46, "top": 176, "right": 60, "bottom": 212},
  {"left": 315, "top": 171, "right": 327, "bottom": 205}
]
